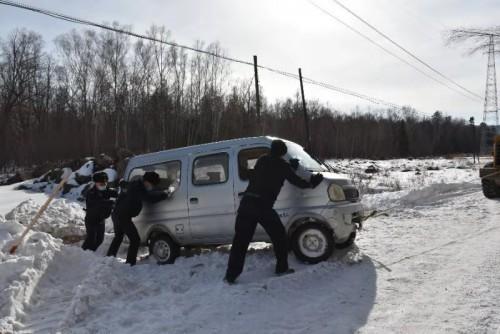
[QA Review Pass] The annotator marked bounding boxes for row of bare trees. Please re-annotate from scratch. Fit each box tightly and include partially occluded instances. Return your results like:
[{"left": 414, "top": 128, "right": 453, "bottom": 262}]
[{"left": 0, "top": 26, "right": 479, "bottom": 168}]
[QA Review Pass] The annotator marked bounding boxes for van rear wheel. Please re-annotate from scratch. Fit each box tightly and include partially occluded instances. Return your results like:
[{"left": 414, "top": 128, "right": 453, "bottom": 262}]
[
  {"left": 149, "top": 233, "right": 180, "bottom": 264},
  {"left": 291, "top": 222, "right": 334, "bottom": 264}
]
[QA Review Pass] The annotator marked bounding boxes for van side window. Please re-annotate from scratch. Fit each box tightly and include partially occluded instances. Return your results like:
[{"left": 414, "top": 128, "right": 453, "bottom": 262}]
[
  {"left": 238, "top": 147, "right": 270, "bottom": 180},
  {"left": 129, "top": 160, "right": 181, "bottom": 192},
  {"left": 193, "top": 153, "right": 229, "bottom": 186}
]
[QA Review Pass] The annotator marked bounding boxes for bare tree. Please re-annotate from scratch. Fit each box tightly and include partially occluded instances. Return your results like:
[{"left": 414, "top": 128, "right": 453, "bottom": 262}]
[
  {"left": 148, "top": 25, "right": 171, "bottom": 149},
  {"left": 0, "top": 26, "right": 480, "bottom": 168},
  {"left": 97, "top": 23, "right": 130, "bottom": 149}
]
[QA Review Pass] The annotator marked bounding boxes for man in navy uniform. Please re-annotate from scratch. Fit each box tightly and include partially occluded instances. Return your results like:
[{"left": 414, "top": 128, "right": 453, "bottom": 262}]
[
  {"left": 107, "top": 172, "right": 168, "bottom": 266},
  {"left": 82, "top": 172, "right": 117, "bottom": 251},
  {"left": 225, "top": 140, "right": 324, "bottom": 283}
]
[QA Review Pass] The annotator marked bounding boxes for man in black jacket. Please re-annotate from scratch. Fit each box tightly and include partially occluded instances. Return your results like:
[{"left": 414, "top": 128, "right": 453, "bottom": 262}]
[
  {"left": 107, "top": 171, "right": 168, "bottom": 266},
  {"left": 225, "top": 139, "right": 324, "bottom": 283},
  {"left": 82, "top": 172, "right": 118, "bottom": 251}
]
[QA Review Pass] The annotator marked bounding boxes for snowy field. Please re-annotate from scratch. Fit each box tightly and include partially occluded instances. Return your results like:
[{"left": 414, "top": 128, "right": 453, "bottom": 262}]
[
  {"left": 0, "top": 185, "right": 47, "bottom": 216},
  {"left": 1, "top": 157, "right": 499, "bottom": 334}
]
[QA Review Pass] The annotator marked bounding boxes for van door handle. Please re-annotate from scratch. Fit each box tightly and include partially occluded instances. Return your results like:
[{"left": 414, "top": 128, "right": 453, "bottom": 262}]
[
  {"left": 238, "top": 192, "right": 245, "bottom": 197},
  {"left": 190, "top": 197, "right": 199, "bottom": 204}
]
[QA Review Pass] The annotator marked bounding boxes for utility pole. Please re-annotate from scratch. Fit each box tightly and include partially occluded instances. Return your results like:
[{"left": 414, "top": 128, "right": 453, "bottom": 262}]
[
  {"left": 298, "top": 68, "right": 311, "bottom": 150},
  {"left": 470, "top": 117, "right": 477, "bottom": 163},
  {"left": 253, "top": 55, "right": 262, "bottom": 134}
]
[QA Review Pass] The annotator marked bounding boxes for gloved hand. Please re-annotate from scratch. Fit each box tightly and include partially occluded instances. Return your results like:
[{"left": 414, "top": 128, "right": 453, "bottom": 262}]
[
  {"left": 289, "top": 158, "right": 300, "bottom": 171},
  {"left": 166, "top": 186, "right": 176, "bottom": 198},
  {"left": 310, "top": 173, "right": 324, "bottom": 188}
]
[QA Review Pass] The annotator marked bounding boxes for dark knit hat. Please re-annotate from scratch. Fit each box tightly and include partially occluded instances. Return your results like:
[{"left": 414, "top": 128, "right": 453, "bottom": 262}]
[
  {"left": 143, "top": 171, "right": 161, "bottom": 185},
  {"left": 92, "top": 171, "right": 108, "bottom": 183},
  {"left": 270, "top": 139, "right": 288, "bottom": 157}
]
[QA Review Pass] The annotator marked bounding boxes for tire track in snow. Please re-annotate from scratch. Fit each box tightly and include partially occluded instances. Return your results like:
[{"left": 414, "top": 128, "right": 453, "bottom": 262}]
[
  {"left": 386, "top": 225, "right": 500, "bottom": 267},
  {"left": 359, "top": 192, "right": 500, "bottom": 333}
]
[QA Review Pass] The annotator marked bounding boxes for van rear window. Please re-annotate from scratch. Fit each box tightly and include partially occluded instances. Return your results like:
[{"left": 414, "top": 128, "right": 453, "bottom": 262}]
[
  {"left": 238, "top": 147, "right": 270, "bottom": 180},
  {"left": 129, "top": 160, "right": 181, "bottom": 192},
  {"left": 192, "top": 153, "right": 229, "bottom": 186}
]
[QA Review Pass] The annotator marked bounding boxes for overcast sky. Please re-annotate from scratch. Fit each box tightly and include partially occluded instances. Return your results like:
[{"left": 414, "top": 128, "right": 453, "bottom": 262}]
[{"left": 1, "top": 0, "right": 499, "bottom": 120}]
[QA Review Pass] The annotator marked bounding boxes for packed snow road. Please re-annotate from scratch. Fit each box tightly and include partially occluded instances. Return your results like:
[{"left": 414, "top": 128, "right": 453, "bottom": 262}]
[
  {"left": 358, "top": 186, "right": 500, "bottom": 333},
  {"left": 1, "top": 158, "right": 500, "bottom": 333}
]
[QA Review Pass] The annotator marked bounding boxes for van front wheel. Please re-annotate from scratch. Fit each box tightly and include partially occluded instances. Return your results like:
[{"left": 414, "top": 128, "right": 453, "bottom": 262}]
[
  {"left": 335, "top": 231, "right": 356, "bottom": 249},
  {"left": 291, "top": 222, "right": 334, "bottom": 264},
  {"left": 149, "top": 233, "right": 180, "bottom": 264}
]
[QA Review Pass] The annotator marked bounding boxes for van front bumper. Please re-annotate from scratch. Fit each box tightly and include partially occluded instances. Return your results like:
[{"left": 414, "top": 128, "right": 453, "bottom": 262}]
[{"left": 320, "top": 201, "right": 364, "bottom": 229}]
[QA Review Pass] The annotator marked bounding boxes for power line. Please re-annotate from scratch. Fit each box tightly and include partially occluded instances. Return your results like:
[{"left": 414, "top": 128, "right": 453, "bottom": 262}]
[
  {"left": 306, "top": 0, "right": 478, "bottom": 103},
  {"left": 306, "top": 1, "right": 480, "bottom": 103},
  {"left": 327, "top": 0, "right": 483, "bottom": 101},
  {"left": 452, "top": 29, "right": 500, "bottom": 38},
  {"left": 0, "top": 0, "right": 405, "bottom": 110}
]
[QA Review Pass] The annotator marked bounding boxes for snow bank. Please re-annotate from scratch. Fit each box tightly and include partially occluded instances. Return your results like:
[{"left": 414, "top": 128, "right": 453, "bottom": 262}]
[
  {"left": 334, "top": 157, "right": 482, "bottom": 211},
  {"left": 19, "top": 160, "right": 119, "bottom": 201},
  {"left": 0, "top": 197, "right": 94, "bottom": 333},
  {"left": 5, "top": 199, "right": 85, "bottom": 239},
  {"left": 0, "top": 219, "right": 62, "bottom": 333},
  {"left": 399, "top": 182, "right": 480, "bottom": 207},
  {"left": 56, "top": 248, "right": 375, "bottom": 334},
  {"left": 0, "top": 198, "right": 86, "bottom": 332}
]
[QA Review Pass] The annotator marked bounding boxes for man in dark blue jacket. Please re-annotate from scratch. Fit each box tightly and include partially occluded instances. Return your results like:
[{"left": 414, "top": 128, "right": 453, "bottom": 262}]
[
  {"left": 107, "top": 171, "right": 168, "bottom": 265},
  {"left": 82, "top": 172, "right": 118, "bottom": 251},
  {"left": 225, "top": 140, "right": 324, "bottom": 283}
]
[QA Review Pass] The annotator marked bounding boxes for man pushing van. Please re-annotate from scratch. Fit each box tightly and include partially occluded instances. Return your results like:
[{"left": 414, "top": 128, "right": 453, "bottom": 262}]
[
  {"left": 82, "top": 172, "right": 118, "bottom": 252},
  {"left": 107, "top": 172, "right": 169, "bottom": 266},
  {"left": 224, "top": 139, "right": 324, "bottom": 284}
]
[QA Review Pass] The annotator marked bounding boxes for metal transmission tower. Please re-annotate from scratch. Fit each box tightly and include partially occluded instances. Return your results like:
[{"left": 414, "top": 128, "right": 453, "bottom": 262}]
[
  {"left": 448, "top": 28, "right": 500, "bottom": 154},
  {"left": 484, "top": 35, "right": 499, "bottom": 126}
]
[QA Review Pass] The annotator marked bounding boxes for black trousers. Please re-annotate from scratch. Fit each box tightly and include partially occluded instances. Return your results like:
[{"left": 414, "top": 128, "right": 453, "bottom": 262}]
[
  {"left": 82, "top": 219, "right": 105, "bottom": 251},
  {"left": 106, "top": 213, "right": 141, "bottom": 266},
  {"left": 226, "top": 197, "right": 289, "bottom": 280}
]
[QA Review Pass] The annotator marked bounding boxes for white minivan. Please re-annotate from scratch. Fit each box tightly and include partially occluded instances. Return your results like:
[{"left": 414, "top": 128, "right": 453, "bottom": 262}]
[{"left": 124, "top": 136, "right": 363, "bottom": 264}]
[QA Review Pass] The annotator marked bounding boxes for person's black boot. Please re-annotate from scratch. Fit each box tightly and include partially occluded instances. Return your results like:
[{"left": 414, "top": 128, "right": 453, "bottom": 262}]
[
  {"left": 223, "top": 275, "right": 236, "bottom": 285},
  {"left": 275, "top": 268, "right": 295, "bottom": 276}
]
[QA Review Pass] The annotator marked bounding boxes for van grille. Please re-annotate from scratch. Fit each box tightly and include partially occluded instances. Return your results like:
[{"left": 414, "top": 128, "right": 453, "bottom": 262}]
[{"left": 343, "top": 186, "right": 360, "bottom": 202}]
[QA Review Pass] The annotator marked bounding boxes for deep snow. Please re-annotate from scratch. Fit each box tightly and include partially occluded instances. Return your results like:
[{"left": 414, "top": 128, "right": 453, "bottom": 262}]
[{"left": 0, "top": 157, "right": 499, "bottom": 334}]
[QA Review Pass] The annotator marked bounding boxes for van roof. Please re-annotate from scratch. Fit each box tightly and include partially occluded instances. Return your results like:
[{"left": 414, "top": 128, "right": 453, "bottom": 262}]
[{"left": 125, "top": 136, "right": 282, "bottom": 171}]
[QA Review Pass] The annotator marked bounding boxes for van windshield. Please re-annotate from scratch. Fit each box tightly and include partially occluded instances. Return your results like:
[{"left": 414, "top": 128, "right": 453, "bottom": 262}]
[{"left": 285, "top": 141, "right": 327, "bottom": 172}]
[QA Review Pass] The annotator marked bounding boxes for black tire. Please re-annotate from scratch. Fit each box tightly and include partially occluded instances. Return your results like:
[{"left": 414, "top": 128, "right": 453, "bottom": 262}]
[
  {"left": 149, "top": 233, "right": 180, "bottom": 264},
  {"left": 291, "top": 222, "right": 334, "bottom": 264},
  {"left": 335, "top": 231, "right": 356, "bottom": 249},
  {"left": 482, "top": 180, "right": 500, "bottom": 199}
]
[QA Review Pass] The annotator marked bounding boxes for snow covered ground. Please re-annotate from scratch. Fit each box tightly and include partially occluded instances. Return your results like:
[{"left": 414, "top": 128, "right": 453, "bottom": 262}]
[
  {"left": 0, "top": 185, "right": 46, "bottom": 216},
  {"left": 1, "top": 157, "right": 499, "bottom": 334}
]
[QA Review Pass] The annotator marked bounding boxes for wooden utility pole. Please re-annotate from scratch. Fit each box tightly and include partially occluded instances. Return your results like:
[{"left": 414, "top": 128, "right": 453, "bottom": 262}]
[
  {"left": 253, "top": 55, "right": 262, "bottom": 134},
  {"left": 298, "top": 68, "right": 311, "bottom": 150}
]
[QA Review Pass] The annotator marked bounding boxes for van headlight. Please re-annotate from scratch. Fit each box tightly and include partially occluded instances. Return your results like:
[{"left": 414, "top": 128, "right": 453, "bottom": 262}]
[{"left": 328, "top": 183, "right": 346, "bottom": 201}]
